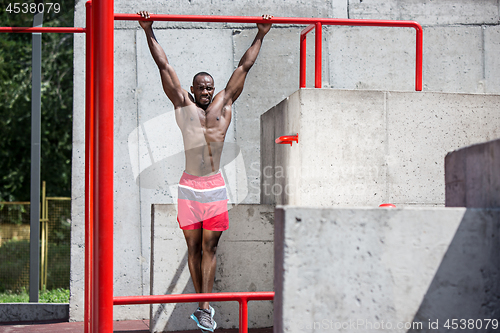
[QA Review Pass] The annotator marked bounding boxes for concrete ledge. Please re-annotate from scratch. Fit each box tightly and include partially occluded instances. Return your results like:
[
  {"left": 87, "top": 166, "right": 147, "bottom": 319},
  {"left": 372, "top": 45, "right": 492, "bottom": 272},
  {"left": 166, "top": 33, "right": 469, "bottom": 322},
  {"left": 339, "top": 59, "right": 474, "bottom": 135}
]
[
  {"left": 274, "top": 206, "right": 500, "bottom": 333},
  {"left": 0, "top": 303, "right": 69, "bottom": 323},
  {"left": 261, "top": 89, "right": 500, "bottom": 207}
]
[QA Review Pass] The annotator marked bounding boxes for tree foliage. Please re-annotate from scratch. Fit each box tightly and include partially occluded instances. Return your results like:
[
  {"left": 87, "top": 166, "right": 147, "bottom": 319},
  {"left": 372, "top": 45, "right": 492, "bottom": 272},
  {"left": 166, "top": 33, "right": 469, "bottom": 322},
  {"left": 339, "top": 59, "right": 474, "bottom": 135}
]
[{"left": 0, "top": 0, "right": 75, "bottom": 201}]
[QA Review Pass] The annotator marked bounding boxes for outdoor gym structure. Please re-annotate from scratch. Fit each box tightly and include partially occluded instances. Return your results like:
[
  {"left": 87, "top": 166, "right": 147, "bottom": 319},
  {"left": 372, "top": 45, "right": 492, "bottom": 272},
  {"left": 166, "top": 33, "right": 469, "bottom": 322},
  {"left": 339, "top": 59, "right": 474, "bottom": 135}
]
[{"left": 0, "top": 1, "right": 423, "bottom": 332}]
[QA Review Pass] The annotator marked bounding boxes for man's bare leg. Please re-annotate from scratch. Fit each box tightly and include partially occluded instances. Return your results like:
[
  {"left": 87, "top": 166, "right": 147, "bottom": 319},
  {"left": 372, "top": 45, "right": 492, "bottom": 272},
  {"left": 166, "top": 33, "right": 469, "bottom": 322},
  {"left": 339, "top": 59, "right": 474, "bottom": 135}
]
[
  {"left": 183, "top": 229, "right": 203, "bottom": 294},
  {"left": 183, "top": 228, "right": 223, "bottom": 309},
  {"left": 200, "top": 229, "right": 223, "bottom": 309}
]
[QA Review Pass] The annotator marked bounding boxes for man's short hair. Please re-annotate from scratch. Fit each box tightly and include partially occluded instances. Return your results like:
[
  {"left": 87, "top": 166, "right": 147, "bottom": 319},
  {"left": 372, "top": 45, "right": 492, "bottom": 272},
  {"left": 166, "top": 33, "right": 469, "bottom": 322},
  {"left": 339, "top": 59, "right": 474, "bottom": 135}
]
[{"left": 192, "top": 72, "right": 214, "bottom": 85}]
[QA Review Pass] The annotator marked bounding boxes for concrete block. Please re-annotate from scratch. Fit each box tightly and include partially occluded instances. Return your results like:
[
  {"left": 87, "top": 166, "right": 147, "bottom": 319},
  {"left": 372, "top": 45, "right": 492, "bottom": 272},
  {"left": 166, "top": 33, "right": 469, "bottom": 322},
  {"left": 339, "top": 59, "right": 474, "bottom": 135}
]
[
  {"left": 69, "top": 29, "right": 86, "bottom": 322},
  {"left": 113, "top": 30, "right": 148, "bottom": 321},
  {"left": 423, "top": 26, "right": 484, "bottom": 93},
  {"left": 332, "top": 0, "right": 348, "bottom": 19},
  {"left": 327, "top": 26, "right": 415, "bottom": 91},
  {"left": 150, "top": 204, "right": 274, "bottom": 332},
  {"left": 348, "top": 0, "right": 500, "bottom": 25},
  {"left": 233, "top": 27, "right": 320, "bottom": 204},
  {"left": 274, "top": 206, "right": 500, "bottom": 333},
  {"left": 0, "top": 303, "right": 69, "bottom": 323},
  {"left": 445, "top": 139, "right": 500, "bottom": 208},
  {"left": 261, "top": 89, "right": 500, "bottom": 207},
  {"left": 261, "top": 89, "right": 388, "bottom": 206},
  {"left": 260, "top": 101, "right": 276, "bottom": 205},
  {"left": 485, "top": 25, "right": 500, "bottom": 94},
  {"left": 387, "top": 91, "right": 500, "bottom": 205}
]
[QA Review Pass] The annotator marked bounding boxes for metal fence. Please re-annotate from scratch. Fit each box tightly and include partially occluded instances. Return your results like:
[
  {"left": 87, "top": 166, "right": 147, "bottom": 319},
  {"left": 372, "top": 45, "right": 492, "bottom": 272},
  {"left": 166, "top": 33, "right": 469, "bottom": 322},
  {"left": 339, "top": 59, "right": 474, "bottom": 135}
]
[{"left": 0, "top": 197, "right": 71, "bottom": 293}]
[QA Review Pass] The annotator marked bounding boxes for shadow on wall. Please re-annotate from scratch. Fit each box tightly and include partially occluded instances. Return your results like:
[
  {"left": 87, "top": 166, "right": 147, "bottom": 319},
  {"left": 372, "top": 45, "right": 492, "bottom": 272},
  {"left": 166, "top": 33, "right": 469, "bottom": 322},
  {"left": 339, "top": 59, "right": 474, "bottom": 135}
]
[{"left": 408, "top": 209, "right": 500, "bottom": 333}]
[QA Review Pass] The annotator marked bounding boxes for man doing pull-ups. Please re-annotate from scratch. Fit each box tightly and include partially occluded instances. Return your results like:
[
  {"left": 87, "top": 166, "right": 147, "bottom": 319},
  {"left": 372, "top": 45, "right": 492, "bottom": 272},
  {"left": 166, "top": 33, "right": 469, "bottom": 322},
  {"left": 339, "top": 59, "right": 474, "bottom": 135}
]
[{"left": 138, "top": 11, "right": 272, "bottom": 332}]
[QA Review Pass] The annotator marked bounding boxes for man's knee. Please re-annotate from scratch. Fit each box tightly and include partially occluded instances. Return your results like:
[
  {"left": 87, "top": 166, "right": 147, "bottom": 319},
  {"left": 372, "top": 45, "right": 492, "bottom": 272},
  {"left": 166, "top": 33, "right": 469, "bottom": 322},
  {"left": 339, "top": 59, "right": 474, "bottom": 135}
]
[
  {"left": 185, "top": 238, "right": 202, "bottom": 255},
  {"left": 202, "top": 240, "right": 218, "bottom": 255}
]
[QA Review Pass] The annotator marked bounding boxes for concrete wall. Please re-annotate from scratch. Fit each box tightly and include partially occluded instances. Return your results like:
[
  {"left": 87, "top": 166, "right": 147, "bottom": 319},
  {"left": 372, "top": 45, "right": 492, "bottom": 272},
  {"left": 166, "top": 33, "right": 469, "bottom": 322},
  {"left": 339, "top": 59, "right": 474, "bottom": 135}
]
[
  {"left": 150, "top": 204, "right": 274, "bottom": 332},
  {"left": 445, "top": 138, "right": 500, "bottom": 208},
  {"left": 70, "top": 0, "right": 500, "bottom": 321},
  {"left": 274, "top": 206, "right": 500, "bottom": 333},
  {"left": 261, "top": 89, "right": 500, "bottom": 207}
]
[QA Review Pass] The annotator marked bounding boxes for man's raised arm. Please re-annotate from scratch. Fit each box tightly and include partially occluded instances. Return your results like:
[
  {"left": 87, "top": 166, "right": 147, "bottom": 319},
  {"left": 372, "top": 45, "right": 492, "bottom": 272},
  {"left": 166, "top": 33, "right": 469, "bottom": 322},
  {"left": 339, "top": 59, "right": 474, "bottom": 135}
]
[
  {"left": 138, "top": 11, "right": 187, "bottom": 108},
  {"left": 223, "top": 15, "right": 272, "bottom": 105}
]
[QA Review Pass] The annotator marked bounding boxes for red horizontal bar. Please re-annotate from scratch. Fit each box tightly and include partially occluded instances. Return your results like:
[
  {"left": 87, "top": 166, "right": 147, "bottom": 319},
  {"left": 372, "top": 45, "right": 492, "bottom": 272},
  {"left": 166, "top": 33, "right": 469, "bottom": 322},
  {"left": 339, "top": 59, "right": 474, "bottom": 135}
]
[
  {"left": 113, "top": 291, "right": 274, "bottom": 306},
  {"left": 114, "top": 13, "right": 422, "bottom": 29},
  {"left": 300, "top": 24, "right": 315, "bottom": 38},
  {"left": 0, "top": 27, "right": 86, "bottom": 33}
]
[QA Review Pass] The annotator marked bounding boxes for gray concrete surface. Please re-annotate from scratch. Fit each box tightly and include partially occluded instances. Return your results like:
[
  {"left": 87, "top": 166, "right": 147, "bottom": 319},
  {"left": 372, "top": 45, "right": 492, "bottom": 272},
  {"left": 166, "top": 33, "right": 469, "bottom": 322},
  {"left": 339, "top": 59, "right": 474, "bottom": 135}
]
[
  {"left": 70, "top": 0, "right": 500, "bottom": 322},
  {"left": 261, "top": 89, "right": 500, "bottom": 207},
  {"left": 0, "top": 303, "right": 68, "bottom": 323},
  {"left": 150, "top": 204, "right": 274, "bottom": 332},
  {"left": 274, "top": 206, "right": 500, "bottom": 333},
  {"left": 445, "top": 139, "right": 500, "bottom": 208}
]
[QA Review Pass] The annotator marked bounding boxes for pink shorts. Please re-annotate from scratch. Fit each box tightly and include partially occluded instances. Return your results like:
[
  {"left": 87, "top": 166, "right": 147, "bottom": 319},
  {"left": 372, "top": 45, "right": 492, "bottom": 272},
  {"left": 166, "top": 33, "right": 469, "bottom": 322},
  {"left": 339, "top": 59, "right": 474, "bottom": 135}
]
[{"left": 177, "top": 171, "right": 229, "bottom": 231}]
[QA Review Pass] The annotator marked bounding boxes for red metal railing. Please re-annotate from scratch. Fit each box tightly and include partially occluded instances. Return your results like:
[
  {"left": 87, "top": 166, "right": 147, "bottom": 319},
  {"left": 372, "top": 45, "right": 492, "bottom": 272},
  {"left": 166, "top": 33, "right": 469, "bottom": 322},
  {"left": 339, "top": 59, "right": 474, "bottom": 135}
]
[
  {"left": 0, "top": 8, "right": 424, "bottom": 333},
  {"left": 114, "top": 291, "right": 274, "bottom": 333},
  {"left": 299, "top": 20, "right": 423, "bottom": 90},
  {"left": 115, "top": 13, "right": 423, "bottom": 91}
]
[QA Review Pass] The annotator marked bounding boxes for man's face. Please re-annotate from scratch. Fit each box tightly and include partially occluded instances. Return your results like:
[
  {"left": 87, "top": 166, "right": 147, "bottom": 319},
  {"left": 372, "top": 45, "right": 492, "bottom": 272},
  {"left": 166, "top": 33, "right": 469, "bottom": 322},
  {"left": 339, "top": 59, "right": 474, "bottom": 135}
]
[{"left": 191, "top": 75, "right": 215, "bottom": 108}]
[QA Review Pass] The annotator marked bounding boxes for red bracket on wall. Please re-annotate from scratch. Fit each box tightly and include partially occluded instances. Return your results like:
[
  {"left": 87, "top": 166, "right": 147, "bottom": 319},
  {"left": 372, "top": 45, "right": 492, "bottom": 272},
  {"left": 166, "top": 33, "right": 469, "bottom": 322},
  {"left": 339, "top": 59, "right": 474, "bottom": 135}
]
[{"left": 275, "top": 133, "right": 299, "bottom": 146}]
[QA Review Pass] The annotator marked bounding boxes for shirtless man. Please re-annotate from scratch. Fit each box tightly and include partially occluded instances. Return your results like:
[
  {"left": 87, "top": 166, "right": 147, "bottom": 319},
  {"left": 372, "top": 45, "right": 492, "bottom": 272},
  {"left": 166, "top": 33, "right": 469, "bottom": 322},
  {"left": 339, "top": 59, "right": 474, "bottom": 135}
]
[{"left": 138, "top": 11, "right": 272, "bottom": 332}]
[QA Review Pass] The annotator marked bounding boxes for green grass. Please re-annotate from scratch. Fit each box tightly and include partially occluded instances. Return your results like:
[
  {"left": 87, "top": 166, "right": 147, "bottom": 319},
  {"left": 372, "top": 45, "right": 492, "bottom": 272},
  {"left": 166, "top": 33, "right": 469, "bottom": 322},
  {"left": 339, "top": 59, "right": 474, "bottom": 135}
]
[{"left": 0, "top": 287, "right": 69, "bottom": 303}]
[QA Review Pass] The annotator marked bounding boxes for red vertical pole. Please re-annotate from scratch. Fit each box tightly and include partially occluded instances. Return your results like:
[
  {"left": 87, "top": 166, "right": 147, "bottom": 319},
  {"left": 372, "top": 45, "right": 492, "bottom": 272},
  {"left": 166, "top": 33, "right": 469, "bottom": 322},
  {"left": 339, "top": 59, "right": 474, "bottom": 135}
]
[
  {"left": 299, "top": 24, "right": 315, "bottom": 89},
  {"left": 299, "top": 34, "right": 306, "bottom": 88},
  {"left": 415, "top": 26, "right": 423, "bottom": 91},
  {"left": 239, "top": 297, "right": 249, "bottom": 333},
  {"left": 84, "top": 2, "right": 94, "bottom": 333},
  {"left": 314, "top": 22, "right": 322, "bottom": 88},
  {"left": 92, "top": 0, "right": 114, "bottom": 331}
]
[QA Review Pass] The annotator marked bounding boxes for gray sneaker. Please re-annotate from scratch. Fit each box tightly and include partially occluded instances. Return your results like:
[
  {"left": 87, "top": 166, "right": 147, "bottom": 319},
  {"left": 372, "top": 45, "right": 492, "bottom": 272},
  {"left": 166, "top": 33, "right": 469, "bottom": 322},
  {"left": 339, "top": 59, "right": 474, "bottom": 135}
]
[{"left": 190, "top": 307, "right": 217, "bottom": 332}]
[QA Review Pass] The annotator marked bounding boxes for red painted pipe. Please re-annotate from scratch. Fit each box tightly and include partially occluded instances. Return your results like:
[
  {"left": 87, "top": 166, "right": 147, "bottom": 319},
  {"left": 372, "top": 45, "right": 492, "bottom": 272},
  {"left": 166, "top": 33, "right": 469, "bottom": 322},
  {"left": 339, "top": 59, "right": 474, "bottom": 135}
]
[
  {"left": 114, "top": 13, "right": 420, "bottom": 28},
  {"left": 84, "top": 2, "right": 94, "bottom": 333},
  {"left": 113, "top": 292, "right": 274, "bottom": 333},
  {"left": 114, "top": 14, "right": 423, "bottom": 91},
  {"left": 415, "top": 27, "right": 423, "bottom": 91},
  {"left": 299, "top": 24, "right": 316, "bottom": 88},
  {"left": 296, "top": 19, "right": 423, "bottom": 91},
  {"left": 239, "top": 297, "right": 249, "bottom": 333},
  {"left": 314, "top": 22, "right": 322, "bottom": 88},
  {"left": 93, "top": 0, "right": 114, "bottom": 332},
  {"left": 300, "top": 24, "right": 315, "bottom": 88},
  {"left": 113, "top": 291, "right": 274, "bottom": 305},
  {"left": 0, "top": 27, "right": 85, "bottom": 33}
]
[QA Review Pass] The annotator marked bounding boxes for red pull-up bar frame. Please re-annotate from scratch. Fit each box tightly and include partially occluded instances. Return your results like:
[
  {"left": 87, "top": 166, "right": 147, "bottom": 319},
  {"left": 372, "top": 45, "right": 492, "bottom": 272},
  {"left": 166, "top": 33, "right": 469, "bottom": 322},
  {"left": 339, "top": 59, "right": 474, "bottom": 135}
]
[
  {"left": 0, "top": 4, "right": 424, "bottom": 333},
  {"left": 115, "top": 13, "right": 423, "bottom": 91}
]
